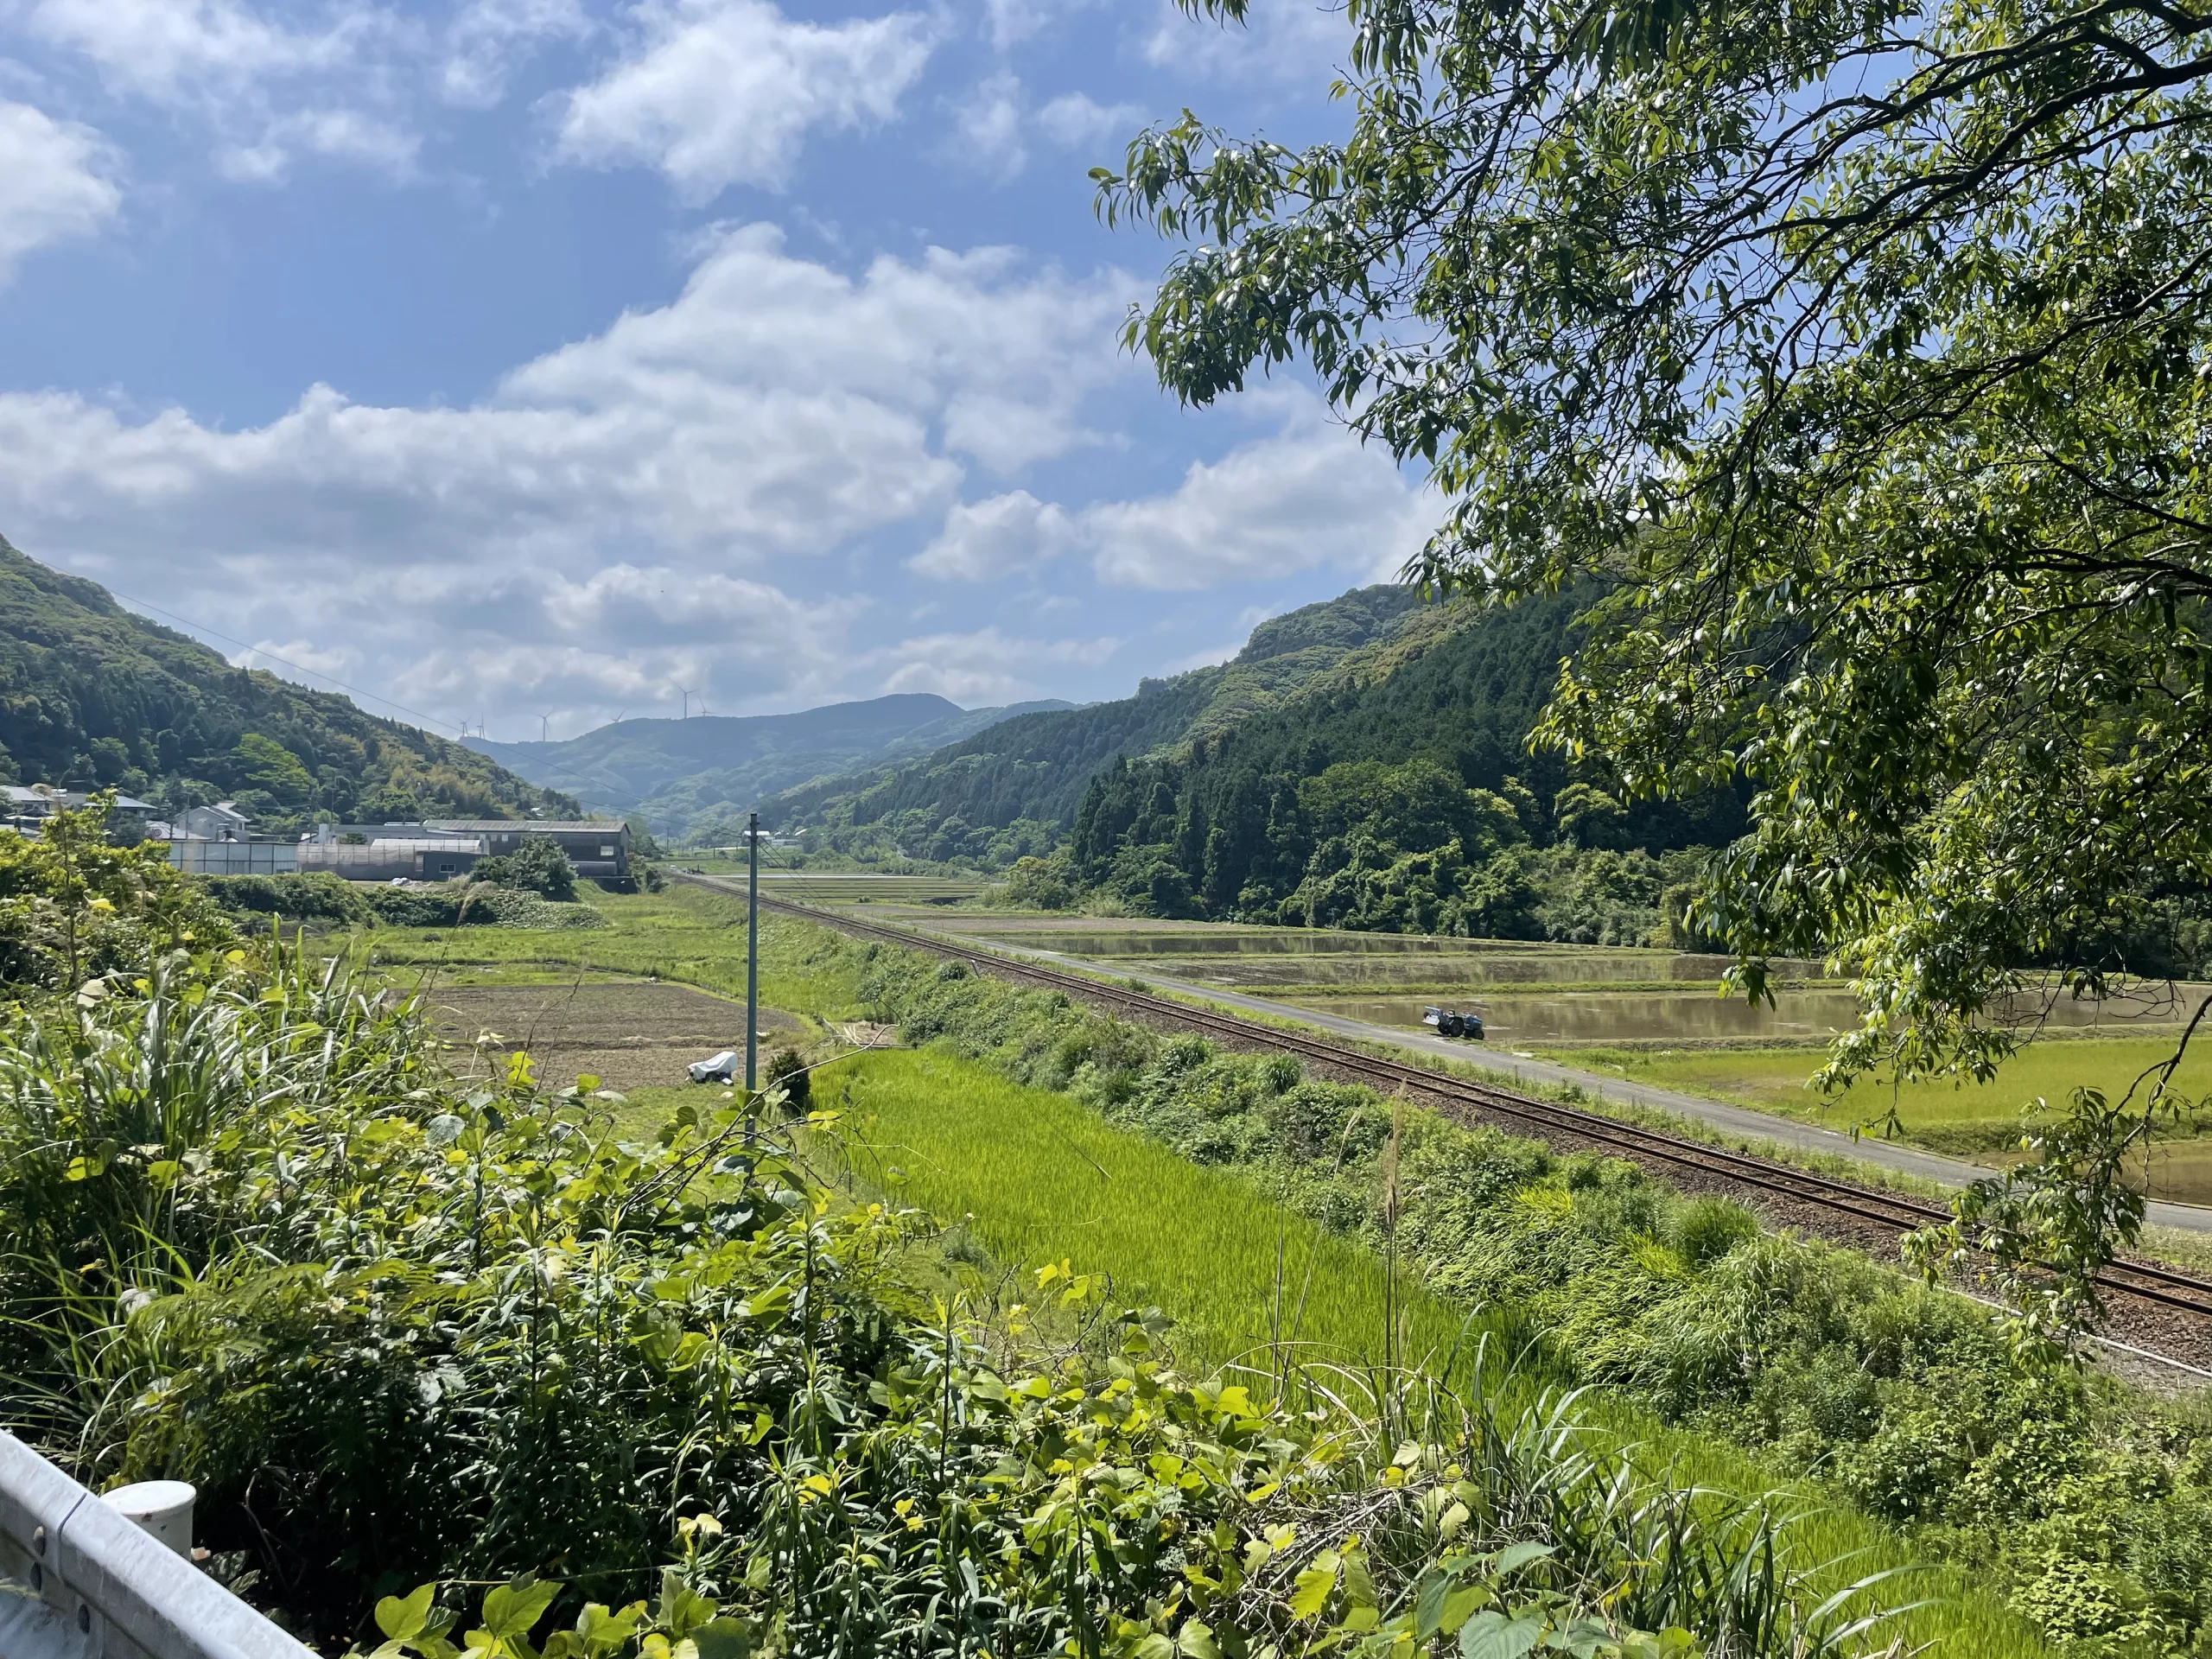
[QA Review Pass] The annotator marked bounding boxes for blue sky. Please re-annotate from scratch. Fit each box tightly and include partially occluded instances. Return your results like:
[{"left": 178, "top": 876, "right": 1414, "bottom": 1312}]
[{"left": 0, "top": 0, "right": 1431, "bottom": 740}]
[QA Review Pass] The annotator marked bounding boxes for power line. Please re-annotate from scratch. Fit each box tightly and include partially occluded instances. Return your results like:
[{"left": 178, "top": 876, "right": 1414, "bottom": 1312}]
[{"left": 104, "top": 587, "right": 468, "bottom": 738}]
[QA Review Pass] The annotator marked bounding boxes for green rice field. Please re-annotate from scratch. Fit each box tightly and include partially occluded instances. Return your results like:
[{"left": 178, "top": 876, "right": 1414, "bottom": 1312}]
[{"left": 804, "top": 1043, "right": 2044, "bottom": 1659}]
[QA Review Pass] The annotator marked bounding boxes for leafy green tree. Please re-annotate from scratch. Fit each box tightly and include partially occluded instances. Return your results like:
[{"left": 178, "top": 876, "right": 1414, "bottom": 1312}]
[
  {"left": 0, "top": 796, "right": 232, "bottom": 988},
  {"left": 1101, "top": 0, "right": 2212, "bottom": 1334},
  {"left": 232, "top": 733, "right": 316, "bottom": 808},
  {"left": 470, "top": 835, "right": 578, "bottom": 902}
]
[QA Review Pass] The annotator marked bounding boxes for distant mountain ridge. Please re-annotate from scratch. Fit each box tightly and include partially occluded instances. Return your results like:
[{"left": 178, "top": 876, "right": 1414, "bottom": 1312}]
[
  {"left": 758, "top": 584, "right": 1431, "bottom": 862},
  {"left": 467, "top": 695, "right": 1075, "bottom": 840},
  {"left": 0, "top": 536, "right": 571, "bottom": 830}
]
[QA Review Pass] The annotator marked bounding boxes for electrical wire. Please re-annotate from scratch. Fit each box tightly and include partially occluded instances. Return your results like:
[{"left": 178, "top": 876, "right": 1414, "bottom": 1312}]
[{"left": 104, "top": 586, "right": 469, "bottom": 738}]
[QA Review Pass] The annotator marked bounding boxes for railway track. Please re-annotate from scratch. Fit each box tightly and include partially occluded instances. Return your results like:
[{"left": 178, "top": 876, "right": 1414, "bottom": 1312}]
[{"left": 728, "top": 883, "right": 2212, "bottom": 1329}]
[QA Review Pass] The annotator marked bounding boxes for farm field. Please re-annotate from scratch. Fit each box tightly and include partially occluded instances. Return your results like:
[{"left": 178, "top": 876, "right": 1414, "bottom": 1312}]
[
  {"left": 856, "top": 901, "right": 2212, "bottom": 1198},
  {"left": 1555, "top": 1039, "right": 2212, "bottom": 1203},
  {"left": 339, "top": 884, "right": 2212, "bottom": 1656},
  {"left": 808, "top": 1046, "right": 2039, "bottom": 1659},
  {"left": 421, "top": 902, "right": 2043, "bottom": 1659},
  {"left": 416, "top": 980, "right": 798, "bottom": 1091}
]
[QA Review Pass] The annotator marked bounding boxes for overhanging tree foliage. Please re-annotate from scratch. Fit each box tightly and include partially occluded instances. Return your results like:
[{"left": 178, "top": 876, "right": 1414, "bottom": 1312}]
[{"left": 1100, "top": 0, "right": 2212, "bottom": 1332}]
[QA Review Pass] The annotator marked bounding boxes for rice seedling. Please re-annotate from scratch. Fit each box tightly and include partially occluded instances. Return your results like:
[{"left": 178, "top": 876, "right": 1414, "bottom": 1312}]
[{"left": 811, "top": 1046, "right": 2045, "bottom": 1659}]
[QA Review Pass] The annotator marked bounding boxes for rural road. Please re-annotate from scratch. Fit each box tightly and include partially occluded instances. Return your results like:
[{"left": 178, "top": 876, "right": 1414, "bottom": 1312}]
[{"left": 950, "top": 925, "right": 2212, "bottom": 1236}]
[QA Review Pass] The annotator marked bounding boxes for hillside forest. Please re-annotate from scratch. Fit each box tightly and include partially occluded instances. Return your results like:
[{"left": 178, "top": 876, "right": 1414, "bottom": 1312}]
[{"left": 0, "top": 538, "right": 574, "bottom": 831}]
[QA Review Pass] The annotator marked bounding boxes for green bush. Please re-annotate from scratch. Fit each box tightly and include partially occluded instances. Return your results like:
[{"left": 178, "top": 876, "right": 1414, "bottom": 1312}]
[
  {"left": 363, "top": 881, "right": 606, "bottom": 930},
  {"left": 0, "top": 797, "right": 232, "bottom": 988},
  {"left": 0, "top": 931, "right": 1863, "bottom": 1658},
  {"left": 834, "top": 933, "right": 2212, "bottom": 1656},
  {"left": 765, "top": 1046, "right": 811, "bottom": 1113},
  {"left": 1672, "top": 1198, "right": 1761, "bottom": 1268},
  {"left": 203, "top": 871, "right": 371, "bottom": 925},
  {"left": 470, "top": 834, "right": 578, "bottom": 900}
]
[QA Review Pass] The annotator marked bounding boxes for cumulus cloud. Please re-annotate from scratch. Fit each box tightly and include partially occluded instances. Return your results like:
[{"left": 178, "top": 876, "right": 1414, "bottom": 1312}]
[
  {"left": 949, "top": 72, "right": 1026, "bottom": 176},
  {"left": 0, "top": 223, "right": 1139, "bottom": 728},
  {"left": 1084, "top": 401, "right": 1431, "bottom": 590},
  {"left": 915, "top": 397, "right": 1432, "bottom": 594},
  {"left": 872, "top": 626, "right": 1120, "bottom": 702},
  {"left": 21, "top": 0, "right": 380, "bottom": 103},
  {"left": 0, "top": 99, "right": 120, "bottom": 275},
  {"left": 17, "top": 0, "right": 432, "bottom": 178},
  {"left": 911, "top": 489, "right": 1075, "bottom": 581},
  {"left": 1034, "top": 91, "right": 1141, "bottom": 150},
  {"left": 442, "top": 0, "right": 588, "bottom": 105},
  {"left": 556, "top": 0, "right": 936, "bottom": 198}
]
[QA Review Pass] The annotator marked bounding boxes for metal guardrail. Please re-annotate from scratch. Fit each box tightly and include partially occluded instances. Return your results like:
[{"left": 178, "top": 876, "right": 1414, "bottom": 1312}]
[{"left": 0, "top": 1433, "right": 314, "bottom": 1659}]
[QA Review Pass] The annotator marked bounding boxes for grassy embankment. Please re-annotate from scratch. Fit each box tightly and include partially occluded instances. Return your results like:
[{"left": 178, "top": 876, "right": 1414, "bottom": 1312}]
[
  {"left": 809, "top": 1048, "right": 2050, "bottom": 1659},
  {"left": 1553, "top": 1040, "right": 2212, "bottom": 1199},
  {"left": 366, "top": 887, "right": 2047, "bottom": 1658}
]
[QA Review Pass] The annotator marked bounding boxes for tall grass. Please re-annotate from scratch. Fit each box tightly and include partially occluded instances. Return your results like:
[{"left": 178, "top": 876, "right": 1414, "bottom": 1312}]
[
  {"left": 365, "top": 888, "right": 868, "bottom": 1020},
  {"left": 816, "top": 1046, "right": 2046, "bottom": 1659},
  {"left": 817, "top": 1048, "right": 1497, "bottom": 1385},
  {"left": 0, "top": 936, "right": 1913, "bottom": 1659}
]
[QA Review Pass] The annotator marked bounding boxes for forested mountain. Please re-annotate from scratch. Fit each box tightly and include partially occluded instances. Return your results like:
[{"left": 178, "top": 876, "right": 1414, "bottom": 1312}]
[
  {"left": 0, "top": 537, "right": 572, "bottom": 830},
  {"left": 467, "top": 695, "right": 1072, "bottom": 841},
  {"left": 759, "top": 584, "right": 1427, "bottom": 862},
  {"left": 1063, "top": 591, "right": 1745, "bottom": 936}
]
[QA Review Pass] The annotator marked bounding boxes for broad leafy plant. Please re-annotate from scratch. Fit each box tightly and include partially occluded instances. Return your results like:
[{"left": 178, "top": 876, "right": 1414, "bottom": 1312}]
[{"left": 1098, "top": 0, "right": 2212, "bottom": 1330}]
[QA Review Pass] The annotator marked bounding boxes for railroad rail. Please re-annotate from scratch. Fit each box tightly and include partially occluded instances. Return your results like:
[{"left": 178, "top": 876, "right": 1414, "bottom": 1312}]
[{"left": 730, "top": 884, "right": 2212, "bottom": 1327}]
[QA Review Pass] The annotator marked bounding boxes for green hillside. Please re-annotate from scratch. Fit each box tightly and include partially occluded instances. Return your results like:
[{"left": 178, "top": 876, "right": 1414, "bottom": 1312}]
[
  {"left": 467, "top": 695, "right": 1072, "bottom": 841},
  {"left": 758, "top": 583, "right": 1426, "bottom": 862},
  {"left": 1065, "top": 591, "right": 1746, "bottom": 932},
  {"left": 0, "top": 537, "right": 575, "bottom": 830}
]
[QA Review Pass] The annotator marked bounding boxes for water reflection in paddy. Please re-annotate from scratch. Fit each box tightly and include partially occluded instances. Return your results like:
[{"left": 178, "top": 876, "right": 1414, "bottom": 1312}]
[
  {"left": 1304, "top": 986, "right": 2208, "bottom": 1045},
  {"left": 1142, "top": 952, "right": 1767, "bottom": 988},
  {"left": 1316, "top": 991, "right": 1866, "bottom": 1044}
]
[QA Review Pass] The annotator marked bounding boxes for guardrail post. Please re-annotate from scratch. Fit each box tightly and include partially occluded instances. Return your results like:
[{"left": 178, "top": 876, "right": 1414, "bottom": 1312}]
[{"left": 1, "top": 1433, "right": 315, "bottom": 1659}]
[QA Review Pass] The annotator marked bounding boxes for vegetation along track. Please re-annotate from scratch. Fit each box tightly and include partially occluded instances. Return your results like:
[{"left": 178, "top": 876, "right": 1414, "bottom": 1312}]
[{"left": 707, "top": 880, "right": 2212, "bottom": 1353}]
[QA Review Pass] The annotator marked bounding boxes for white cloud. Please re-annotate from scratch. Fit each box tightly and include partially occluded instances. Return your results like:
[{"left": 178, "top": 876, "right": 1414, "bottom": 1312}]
[
  {"left": 950, "top": 71, "right": 1025, "bottom": 177},
  {"left": 1143, "top": 0, "right": 1343, "bottom": 85},
  {"left": 911, "top": 489, "right": 1075, "bottom": 581},
  {"left": 218, "top": 106, "right": 419, "bottom": 181},
  {"left": 22, "top": 0, "right": 379, "bottom": 103},
  {"left": 0, "top": 223, "right": 1137, "bottom": 726},
  {"left": 0, "top": 99, "right": 120, "bottom": 275},
  {"left": 556, "top": 0, "right": 936, "bottom": 198},
  {"left": 18, "top": 0, "right": 430, "bottom": 179},
  {"left": 1034, "top": 90, "right": 1141, "bottom": 150},
  {"left": 1083, "top": 400, "right": 1431, "bottom": 590},
  {"left": 873, "top": 626, "right": 1119, "bottom": 702},
  {"left": 442, "top": 0, "right": 588, "bottom": 105}
]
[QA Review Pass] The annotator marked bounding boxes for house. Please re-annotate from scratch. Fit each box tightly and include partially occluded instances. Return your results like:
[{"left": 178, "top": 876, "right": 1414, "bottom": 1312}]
[
  {"left": 179, "top": 802, "right": 251, "bottom": 841},
  {"left": 423, "top": 820, "right": 631, "bottom": 880},
  {"left": 3, "top": 785, "right": 156, "bottom": 842}
]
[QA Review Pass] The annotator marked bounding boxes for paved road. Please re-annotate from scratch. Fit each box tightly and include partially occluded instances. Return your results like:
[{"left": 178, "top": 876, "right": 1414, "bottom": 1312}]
[{"left": 970, "top": 935, "right": 2212, "bottom": 1236}]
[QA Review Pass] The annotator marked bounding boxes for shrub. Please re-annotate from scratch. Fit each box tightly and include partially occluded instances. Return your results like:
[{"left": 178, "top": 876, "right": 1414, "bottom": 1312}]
[
  {"left": 0, "top": 797, "right": 232, "bottom": 988},
  {"left": 203, "top": 871, "right": 371, "bottom": 925},
  {"left": 0, "top": 935, "right": 1867, "bottom": 1659},
  {"left": 765, "top": 1046, "right": 811, "bottom": 1113},
  {"left": 1672, "top": 1198, "right": 1761, "bottom": 1268},
  {"left": 470, "top": 834, "right": 578, "bottom": 900}
]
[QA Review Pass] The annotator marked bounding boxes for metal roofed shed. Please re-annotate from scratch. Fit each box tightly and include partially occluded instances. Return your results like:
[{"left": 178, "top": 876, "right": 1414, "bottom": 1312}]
[
  {"left": 423, "top": 820, "right": 632, "bottom": 880},
  {"left": 0, "top": 1432, "right": 311, "bottom": 1659},
  {"left": 297, "top": 835, "right": 486, "bottom": 882}
]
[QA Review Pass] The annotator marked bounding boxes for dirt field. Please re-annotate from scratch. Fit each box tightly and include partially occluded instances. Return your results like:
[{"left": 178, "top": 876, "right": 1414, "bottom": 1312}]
[{"left": 420, "top": 982, "right": 798, "bottom": 1090}]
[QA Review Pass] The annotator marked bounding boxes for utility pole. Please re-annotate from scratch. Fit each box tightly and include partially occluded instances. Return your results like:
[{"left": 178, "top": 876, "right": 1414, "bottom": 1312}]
[{"left": 745, "top": 810, "right": 760, "bottom": 1146}]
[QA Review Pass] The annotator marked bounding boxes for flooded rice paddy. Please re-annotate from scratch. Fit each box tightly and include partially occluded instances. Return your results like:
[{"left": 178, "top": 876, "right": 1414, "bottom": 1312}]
[{"left": 892, "top": 908, "right": 2205, "bottom": 1049}]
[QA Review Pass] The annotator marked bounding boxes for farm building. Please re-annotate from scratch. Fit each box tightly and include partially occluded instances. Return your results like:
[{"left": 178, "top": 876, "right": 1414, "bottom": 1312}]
[{"left": 423, "top": 820, "right": 631, "bottom": 880}]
